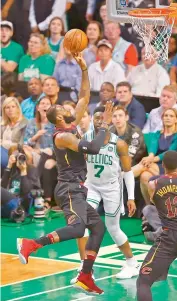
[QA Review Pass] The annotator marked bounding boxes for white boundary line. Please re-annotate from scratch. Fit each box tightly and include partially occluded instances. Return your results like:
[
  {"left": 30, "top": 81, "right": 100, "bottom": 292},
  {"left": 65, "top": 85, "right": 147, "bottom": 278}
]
[{"left": 4, "top": 274, "right": 115, "bottom": 301}]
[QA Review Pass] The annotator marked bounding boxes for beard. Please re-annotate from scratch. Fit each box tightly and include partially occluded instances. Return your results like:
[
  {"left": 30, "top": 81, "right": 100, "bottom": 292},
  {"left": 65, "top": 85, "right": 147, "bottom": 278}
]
[{"left": 63, "top": 115, "right": 76, "bottom": 124}]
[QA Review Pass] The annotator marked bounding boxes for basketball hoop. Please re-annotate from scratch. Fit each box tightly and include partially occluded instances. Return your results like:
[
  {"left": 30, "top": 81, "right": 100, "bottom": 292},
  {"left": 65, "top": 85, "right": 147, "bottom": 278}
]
[{"left": 128, "top": 4, "right": 177, "bottom": 62}]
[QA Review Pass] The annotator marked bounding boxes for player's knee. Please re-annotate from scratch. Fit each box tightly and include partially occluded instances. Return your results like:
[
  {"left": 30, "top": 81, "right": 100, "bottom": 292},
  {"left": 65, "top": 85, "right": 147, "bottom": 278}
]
[
  {"left": 91, "top": 218, "right": 105, "bottom": 237},
  {"left": 75, "top": 223, "right": 86, "bottom": 238},
  {"left": 98, "top": 219, "right": 106, "bottom": 236}
]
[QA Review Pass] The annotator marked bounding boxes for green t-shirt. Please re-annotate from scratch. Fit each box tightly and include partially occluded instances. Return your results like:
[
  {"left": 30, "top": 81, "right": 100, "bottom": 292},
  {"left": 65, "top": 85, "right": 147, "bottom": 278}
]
[
  {"left": 18, "top": 54, "right": 55, "bottom": 81},
  {"left": 1, "top": 40, "right": 24, "bottom": 71}
]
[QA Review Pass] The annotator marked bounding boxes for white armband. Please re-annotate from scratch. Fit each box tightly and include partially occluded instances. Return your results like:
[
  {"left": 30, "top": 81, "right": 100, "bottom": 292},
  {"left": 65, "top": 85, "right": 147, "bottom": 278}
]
[{"left": 123, "top": 170, "right": 135, "bottom": 200}]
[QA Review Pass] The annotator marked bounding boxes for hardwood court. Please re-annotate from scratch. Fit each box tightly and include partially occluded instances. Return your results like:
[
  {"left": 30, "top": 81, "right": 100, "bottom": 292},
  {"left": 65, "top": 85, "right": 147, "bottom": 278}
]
[{"left": 1, "top": 216, "right": 177, "bottom": 301}]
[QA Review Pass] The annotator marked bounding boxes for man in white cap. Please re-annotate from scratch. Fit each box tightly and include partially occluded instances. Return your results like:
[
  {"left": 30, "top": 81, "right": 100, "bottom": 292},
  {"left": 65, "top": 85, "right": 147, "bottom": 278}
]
[
  {"left": 1, "top": 21, "right": 24, "bottom": 73},
  {"left": 88, "top": 39, "right": 125, "bottom": 91}
]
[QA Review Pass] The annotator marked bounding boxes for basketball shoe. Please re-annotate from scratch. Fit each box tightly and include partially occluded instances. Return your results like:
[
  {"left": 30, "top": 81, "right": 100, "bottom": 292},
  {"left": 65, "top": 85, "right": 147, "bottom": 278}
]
[
  {"left": 116, "top": 263, "right": 140, "bottom": 279},
  {"left": 70, "top": 261, "right": 95, "bottom": 284},
  {"left": 17, "top": 238, "right": 42, "bottom": 264},
  {"left": 74, "top": 271, "right": 104, "bottom": 295}
]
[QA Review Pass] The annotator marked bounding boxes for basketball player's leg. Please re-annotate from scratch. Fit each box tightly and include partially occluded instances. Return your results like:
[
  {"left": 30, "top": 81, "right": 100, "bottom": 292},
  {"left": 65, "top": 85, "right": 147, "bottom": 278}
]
[
  {"left": 76, "top": 182, "right": 101, "bottom": 260},
  {"left": 70, "top": 183, "right": 101, "bottom": 284},
  {"left": 17, "top": 182, "right": 105, "bottom": 294},
  {"left": 137, "top": 230, "right": 176, "bottom": 301},
  {"left": 102, "top": 185, "right": 140, "bottom": 278}
]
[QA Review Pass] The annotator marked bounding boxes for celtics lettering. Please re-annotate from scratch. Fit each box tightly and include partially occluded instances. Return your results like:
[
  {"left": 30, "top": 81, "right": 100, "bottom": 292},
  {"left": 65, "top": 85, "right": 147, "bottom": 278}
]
[{"left": 87, "top": 154, "right": 113, "bottom": 166}]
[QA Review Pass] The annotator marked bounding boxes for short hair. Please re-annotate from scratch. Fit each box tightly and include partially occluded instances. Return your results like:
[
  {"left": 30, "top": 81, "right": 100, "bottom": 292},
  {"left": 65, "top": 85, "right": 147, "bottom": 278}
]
[
  {"left": 94, "top": 106, "right": 105, "bottom": 115},
  {"left": 42, "top": 76, "right": 59, "bottom": 86},
  {"left": 116, "top": 81, "right": 132, "bottom": 92},
  {"left": 101, "top": 82, "right": 114, "bottom": 90},
  {"left": 163, "top": 151, "right": 177, "bottom": 171},
  {"left": 163, "top": 85, "right": 177, "bottom": 100},
  {"left": 46, "top": 105, "right": 57, "bottom": 124},
  {"left": 113, "top": 105, "right": 128, "bottom": 115}
]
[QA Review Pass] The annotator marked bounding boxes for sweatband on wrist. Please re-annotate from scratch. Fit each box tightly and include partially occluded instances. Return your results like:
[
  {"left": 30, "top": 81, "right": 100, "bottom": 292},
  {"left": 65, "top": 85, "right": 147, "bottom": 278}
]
[{"left": 123, "top": 170, "right": 135, "bottom": 200}]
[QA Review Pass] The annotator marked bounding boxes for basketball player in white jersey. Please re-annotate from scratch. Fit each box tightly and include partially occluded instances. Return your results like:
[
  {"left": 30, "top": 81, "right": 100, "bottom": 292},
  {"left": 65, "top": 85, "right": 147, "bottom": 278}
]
[{"left": 71, "top": 106, "right": 140, "bottom": 284}]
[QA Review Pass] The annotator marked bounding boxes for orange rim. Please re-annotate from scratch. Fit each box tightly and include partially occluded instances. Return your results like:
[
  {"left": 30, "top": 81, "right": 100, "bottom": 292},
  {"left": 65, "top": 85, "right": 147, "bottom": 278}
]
[{"left": 128, "top": 7, "right": 177, "bottom": 18}]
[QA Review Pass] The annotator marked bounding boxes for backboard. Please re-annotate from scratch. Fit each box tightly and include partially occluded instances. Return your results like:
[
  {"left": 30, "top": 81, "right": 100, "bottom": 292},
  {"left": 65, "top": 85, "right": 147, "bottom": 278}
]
[{"left": 106, "top": 0, "right": 171, "bottom": 25}]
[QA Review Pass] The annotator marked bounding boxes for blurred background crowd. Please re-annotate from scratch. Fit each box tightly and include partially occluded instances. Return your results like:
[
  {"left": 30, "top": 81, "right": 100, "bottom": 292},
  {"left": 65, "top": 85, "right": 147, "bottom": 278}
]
[{"left": 1, "top": 0, "right": 177, "bottom": 232}]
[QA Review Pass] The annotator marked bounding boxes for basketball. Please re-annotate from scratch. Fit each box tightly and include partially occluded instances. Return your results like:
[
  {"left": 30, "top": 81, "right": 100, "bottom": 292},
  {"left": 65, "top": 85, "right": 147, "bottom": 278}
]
[{"left": 63, "top": 29, "right": 88, "bottom": 53}]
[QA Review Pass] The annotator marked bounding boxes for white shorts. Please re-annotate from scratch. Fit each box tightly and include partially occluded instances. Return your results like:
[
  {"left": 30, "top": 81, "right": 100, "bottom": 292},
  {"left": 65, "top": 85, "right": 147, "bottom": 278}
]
[{"left": 85, "top": 179, "right": 124, "bottom": 217}]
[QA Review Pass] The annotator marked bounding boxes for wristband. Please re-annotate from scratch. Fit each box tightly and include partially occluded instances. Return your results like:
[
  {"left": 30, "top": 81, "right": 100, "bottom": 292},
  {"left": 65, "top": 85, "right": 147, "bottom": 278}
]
[{"left": 82, "top": 68, "right": 87, "bottom": 71}]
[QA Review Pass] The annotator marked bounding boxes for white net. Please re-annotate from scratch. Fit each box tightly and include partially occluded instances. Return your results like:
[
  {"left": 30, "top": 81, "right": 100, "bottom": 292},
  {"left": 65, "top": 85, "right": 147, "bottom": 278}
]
[{"left": 130, "top": 16, "right": 175, "bottom": 62}]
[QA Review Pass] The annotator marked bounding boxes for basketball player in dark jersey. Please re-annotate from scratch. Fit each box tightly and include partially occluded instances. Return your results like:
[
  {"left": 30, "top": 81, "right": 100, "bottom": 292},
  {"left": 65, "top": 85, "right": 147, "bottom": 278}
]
[
  {"left": 17, "top": 53, "right": 114, "bottom": 295},
  {"left": 137, "top": 150, "right": 177, "bottom": 301}
]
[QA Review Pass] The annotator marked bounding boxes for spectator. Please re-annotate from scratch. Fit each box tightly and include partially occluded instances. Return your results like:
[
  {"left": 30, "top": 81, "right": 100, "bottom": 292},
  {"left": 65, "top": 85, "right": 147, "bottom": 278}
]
[
  {"left": 97, "top": 82, "right": 115, "bottom": 107},
  {"left": 53, "top": 48, "right": 82, "bottom": 91},
  {"left": 99, "top": 1, "right": 107, "bottom": 25},
  {"left": 78, "top": 108, "right": 92, "bottom": 136},
  {"left": 162, "top": 34, "right": 177, "bottom": 73},
  {"left": 4, "top": 0, "right": 31, "bottom": 50},
  {"left": 170, "top": 54, "right": 177, "bottom": 85},
  {"left": 127, "top": 47, "right": 170, "bottom": 97},
  {"left": 24, "top": 96, "right": 56, "bottom": 209},
  {"left": 110, "top": 106, "right": 146, "bottom": 166},
  {"left": 1, "top": 97, "right": 28, "bottom": 170},
  {"left": 115, "top": 81, "right": 146, "bottom": 129},
  {"left": 47, "top": 17, "right": 65, "bottom": 60},
  {"left": 42, "top": 76, "right": 60, "bottom": 104},
  {"left": 83, "top": 21, "right": 103, "bottom": 67},
  {"left": 133, "top": 108, "right": 177, "bottom": 204},
  {"left": 67, "top": 0, "right": 92, "bottom": 32},
  {"left": 62, "top": 100, "right": 76, "bottom": 116},
  {"left": 143, "top": 85, "right": 177, "bottom": 133},
  {"left": 21, "top": 78, "right": 43, "bottom": 120},
  {"left": 29, "top": 0, "right": 72, "bottom": 33},
  {"left": 18, "top": 33, "right": 55, "bottom": 82},
  {"left": 1, "top": 145, "right": 41, "bottom": 219},
  {"left": 1, "top": 72, "right": 18, "bottom": 105},
  {"left": 104, "top": 21, "right": 138, "bottom": 73},
  {"left": 1, "top": 21, "right": 24, "bottom": 73},
  {"left": 88, "top": 39, "right": 125, "bottom": 91}
]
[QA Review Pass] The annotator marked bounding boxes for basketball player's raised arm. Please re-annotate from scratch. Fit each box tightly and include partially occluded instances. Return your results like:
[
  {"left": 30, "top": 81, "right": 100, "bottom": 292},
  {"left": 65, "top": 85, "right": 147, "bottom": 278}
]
[
  {"left": 55, "top": 102, "right": 114, "bottom": 154},
  {"left": 117, "top": 139, "right": 136, "bottom": 217},
  {"left": 72, "top": 53, "right": 90, "bottom": 126}
]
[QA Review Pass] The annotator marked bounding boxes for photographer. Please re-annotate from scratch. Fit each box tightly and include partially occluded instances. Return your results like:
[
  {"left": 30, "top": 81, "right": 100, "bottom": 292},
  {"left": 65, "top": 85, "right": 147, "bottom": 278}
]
[{"left": 1, "top": 145, "right": 41, "bottom": 221}]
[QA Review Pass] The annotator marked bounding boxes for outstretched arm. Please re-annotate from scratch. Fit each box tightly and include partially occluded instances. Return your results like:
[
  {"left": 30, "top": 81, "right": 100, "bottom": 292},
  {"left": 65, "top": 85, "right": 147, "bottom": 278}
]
[
  {"left": 72, "top": 53, "right": 90, "bottom": 126},
  {"left": 55, "top": 101, "right": 114, "bottom": 154},
  {"left": 117, "top": 139, "right": 136, "bottom": 217}
]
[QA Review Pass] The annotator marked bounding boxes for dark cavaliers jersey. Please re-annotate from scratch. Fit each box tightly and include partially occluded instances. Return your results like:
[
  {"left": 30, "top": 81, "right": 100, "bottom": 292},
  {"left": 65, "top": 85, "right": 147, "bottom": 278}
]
[
  {"left": 153, "top": 174, "right": 177, "bottom": 230},
  {"left": 53, "top": 125, "right": 87, "bottom": 183}
]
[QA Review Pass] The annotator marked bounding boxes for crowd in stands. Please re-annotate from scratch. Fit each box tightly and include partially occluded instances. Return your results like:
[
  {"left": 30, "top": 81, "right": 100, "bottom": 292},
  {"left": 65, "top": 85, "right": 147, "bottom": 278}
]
[{"left": 1, "top": 0, "right": 177, "bottom": 231}]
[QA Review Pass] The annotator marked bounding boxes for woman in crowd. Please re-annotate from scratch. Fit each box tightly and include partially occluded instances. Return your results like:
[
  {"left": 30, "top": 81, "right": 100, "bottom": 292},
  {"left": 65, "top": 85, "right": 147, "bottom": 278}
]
[
  {"left": 83, "top": 21, "right": 103, "bottom": 67},
  {"left": 18, "top": 33, "right": 55, "bottom": 82},
  {"left": 133, "top": 108, "right": 177, "bottom": 204},
  {"left": 162, "top": 34, "right": 177, "bottom": 73},
  {"left": 47, "top": 17, "right": 65, "bottom": 60},
  {"left": 1, "top": 97, "right": 28, "bottom": 170},
  {"left": 23, "top": 96, "right": 56, "bottom": 210}
]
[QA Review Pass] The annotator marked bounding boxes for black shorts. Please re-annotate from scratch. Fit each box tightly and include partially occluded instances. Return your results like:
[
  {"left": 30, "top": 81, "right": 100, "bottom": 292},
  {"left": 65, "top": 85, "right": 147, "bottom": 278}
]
[
  {"left": 54, "top": 181, "right": 101, "bottom": 227},
  {"left": 139, "top": 228, "right": 177, "bottom": 284}
]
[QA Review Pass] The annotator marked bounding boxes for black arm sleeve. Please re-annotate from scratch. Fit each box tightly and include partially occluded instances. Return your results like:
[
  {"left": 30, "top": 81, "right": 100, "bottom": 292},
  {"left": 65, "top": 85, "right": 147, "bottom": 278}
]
[
  {"left": 78, "top": 127, "right": 107, "bottom": 154},
  {"left": 1, "top": 169, "right": 11, "bottom": 188}
]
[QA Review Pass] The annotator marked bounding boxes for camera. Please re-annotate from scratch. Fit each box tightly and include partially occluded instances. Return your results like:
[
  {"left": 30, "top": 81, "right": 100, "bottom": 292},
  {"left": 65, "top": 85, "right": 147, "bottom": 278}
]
[
  {"left": 16, "top": 153, "right": 27, "bottom": 165},
  {"left": 31, "top": 189, "right": 44, "bottom": 198}
]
